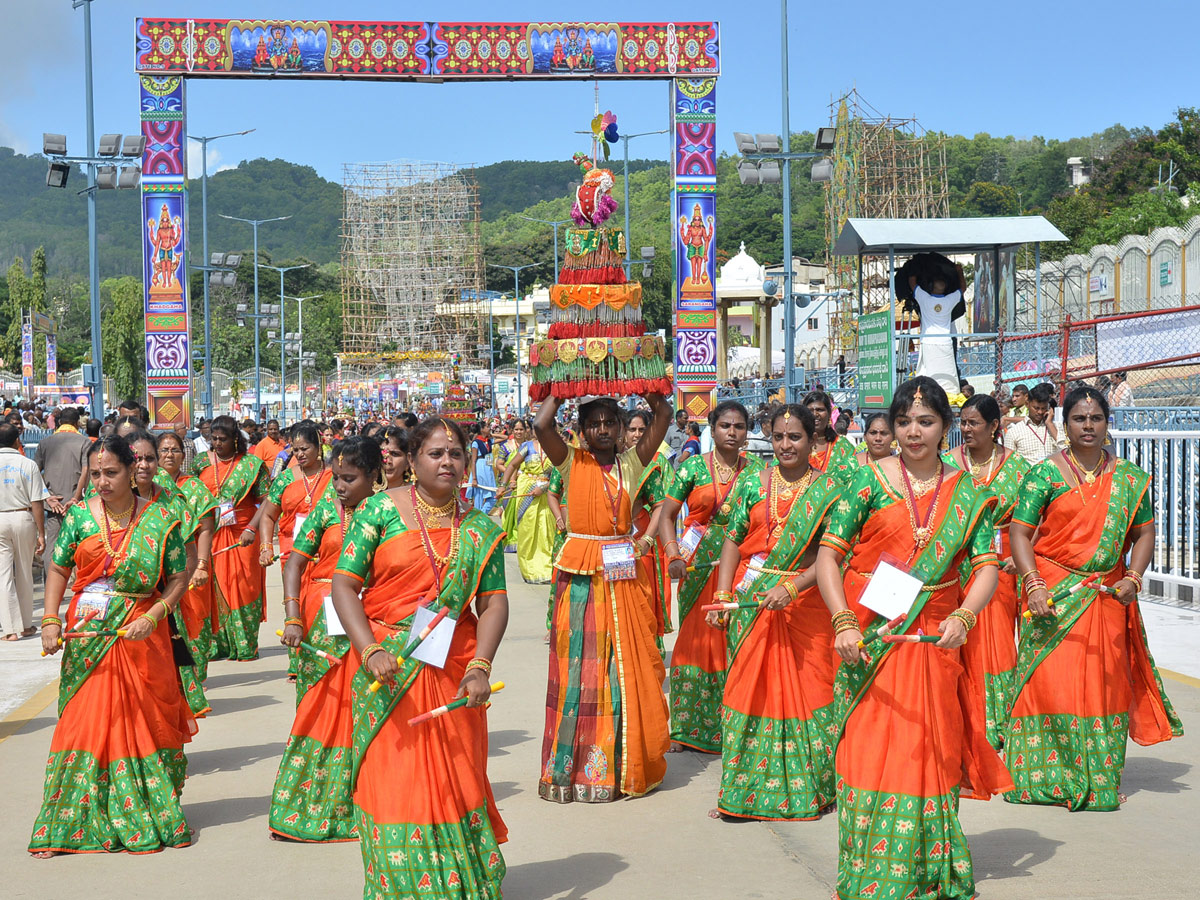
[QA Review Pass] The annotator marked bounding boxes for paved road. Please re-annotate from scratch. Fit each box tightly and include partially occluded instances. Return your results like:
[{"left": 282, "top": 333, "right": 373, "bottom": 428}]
[{"left": 1, "top": 558, "right": 1197, "bottom": 899}]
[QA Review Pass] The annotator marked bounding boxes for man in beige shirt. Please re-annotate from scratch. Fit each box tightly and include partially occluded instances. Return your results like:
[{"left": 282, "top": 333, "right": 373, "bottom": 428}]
[
  {"left": 0, "top": 423, "right": 48, "bottom": 640},
  {"left": 1004, "top": 383, "right": 1063, "bottom": 464}
]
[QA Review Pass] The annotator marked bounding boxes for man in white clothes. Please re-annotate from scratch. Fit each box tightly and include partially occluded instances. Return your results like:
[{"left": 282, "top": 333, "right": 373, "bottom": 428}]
[
  {"left": 1004, "top": 382, "right": 1062, "bottom": 464},
  {"left": 0, "top": 423, "right": 47, "bottom": 640}
]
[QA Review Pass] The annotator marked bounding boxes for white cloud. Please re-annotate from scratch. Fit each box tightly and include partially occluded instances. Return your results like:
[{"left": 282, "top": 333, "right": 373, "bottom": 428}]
[{"left": 186, "top": 142, "right": 239, "bottom": 177}]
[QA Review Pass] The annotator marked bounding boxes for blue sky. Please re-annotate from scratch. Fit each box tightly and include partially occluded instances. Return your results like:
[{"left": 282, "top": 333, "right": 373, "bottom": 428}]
[{"left": 2, "top": 1, "right": 1196, "bottom": 182}]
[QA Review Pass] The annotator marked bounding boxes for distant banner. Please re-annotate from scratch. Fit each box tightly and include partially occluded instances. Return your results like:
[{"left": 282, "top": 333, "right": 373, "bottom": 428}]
[
  {"left": 21, "top": 316, "right": 33, "bottom": 395},
  {"left": 45, "top": 335, "right": 57, "bottom": 386},
  {"left": 857, "top": 309, "right": 895, "bottom": 409},
  {"left": 1096, "top": 308, "right": 1200, "bottom": 372}
]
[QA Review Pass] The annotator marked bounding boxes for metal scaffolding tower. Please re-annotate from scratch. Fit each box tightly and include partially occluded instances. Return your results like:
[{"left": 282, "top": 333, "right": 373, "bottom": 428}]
[
  {"left": 341, "top": 160, "right": 484, "bottom": 367},
  {"left": 824, "top": 90, "right": 949, "bottom": 355}
]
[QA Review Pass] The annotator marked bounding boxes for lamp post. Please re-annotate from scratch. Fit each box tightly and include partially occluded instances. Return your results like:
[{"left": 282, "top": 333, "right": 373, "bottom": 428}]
[
  {"left": 517, "top": 215, "right": 571, "bottom": 283},
  {"left": 187, "top": 129, "right": 255, "bottom": 419},
  {"left": 618, "top": 129, "right": 669, "bottom": 279},
  {"left": 487, "top": 262, "right": 544, "bottom": 417},
  {"left": 260, "top": 263, "right": 308, "bottom": 425},
  {"left": 219, "top": 214, "right": 290, "bottom": 418},
  {"left": 78, "top": 0, "right": 101, "bottom": 418},
  {"left": 287, "top": 295, "right": 319, "bottom": 419}
]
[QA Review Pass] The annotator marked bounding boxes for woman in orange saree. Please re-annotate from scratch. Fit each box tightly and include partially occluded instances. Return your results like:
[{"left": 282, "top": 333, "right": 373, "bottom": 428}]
[
  {"left": 534, "top": 393, "right": 673, "bottom": 803},
  {"left": 626, "top": 410, "right": 671, "bottom": 656},
  {"left": 943, "top": 394, "right": 1030, "bottom": 747},
  {"left": 805, "top": 390, "right": 857, "bottom": 481},
  {"left": 712, "top": 404, "right": 840, "bottom": 820},
  {"left": 270, "top": 437, "right": 382, "bottom": 843},
  {"left": 815, "top": 377, "right": 1009, "bottom": 900},
  {"left": 331, "top": 419, "right": 509, "bottom": 898},
  {"left": 31, "top": 435, "right": 193, "bottom": 857},
  {"left": 193, "top": 415, "right": 269, "bottom": 661},
  {"left": 1005, "top": 386, "right": 1181, "bottom": 811},
  {"left": 156, "top": 430, "right": 218, "bottom": 694},
  {"left": 659, "top": 400, "right": 763, "bottom": 755}
]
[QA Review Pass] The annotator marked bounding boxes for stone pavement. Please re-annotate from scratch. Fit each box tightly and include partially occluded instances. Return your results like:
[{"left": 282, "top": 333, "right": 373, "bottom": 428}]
[{"left": 0, "top": 559, "right": 1196, "bottom": 900}]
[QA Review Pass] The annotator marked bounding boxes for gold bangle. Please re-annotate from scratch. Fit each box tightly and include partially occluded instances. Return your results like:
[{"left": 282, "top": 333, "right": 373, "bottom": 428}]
[
  {"left": 41, "top": 615, "right": 63, "bottom": 627},
  {"left": 139, "top": 613, "right": 160, "bottom": 628},
  {"left": 360, "top": 643, "right": 385, "bottom": 665},
  {"left": 782, "top": 579, "right": 799, "bottom": 601},
  {"left": 950, "top": 608, "right": 977, "bottom": 631},
  {"left": 714, "top": 590, "right": 735, "bottom": 603},
  {"left": 465, "top": 657, "right": 492, "bottom": 676},
  {"left": 283, "top": 617, "right": 304, "bottom": 628},
  {"left": 282, "top": 596, "right": 302, "bottom": 605}
]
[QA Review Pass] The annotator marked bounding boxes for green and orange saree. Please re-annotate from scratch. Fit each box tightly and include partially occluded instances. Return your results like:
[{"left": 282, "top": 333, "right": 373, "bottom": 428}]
[
  {"left": 268, "top": 488, "right": 358, "bottom": 843},
  {"left": 718, "top": 466, "right": 840, "bottom": 819},
  {"left": 632, "top": 451, "right": 672, "bottom": 652},
  {"left": 336, "top": 491, "right": 507, "bottom": 899},
  {"left": 541, "top": 446, "right": 670, "bottom": 803},
  {"left": 1003, "top": 457, "right": 1182, "bottom": 811},
  {"left": 194, "top": 451, "right": 269, "bottom": 660},
  {"left": 29, "top": 500, "right": 194, "bottom": 855},
  {"left": 821, "top": 463, "right": 1010, "bottom": 900},
  {"left": 943, "top": 447, "right": 1030, "bottom": 747},
  {"left": 811, "top": 434, "right": 858, "bottom": 482},
  {"left": 666, "top": 451, "right": 763, "bottom": 753}
]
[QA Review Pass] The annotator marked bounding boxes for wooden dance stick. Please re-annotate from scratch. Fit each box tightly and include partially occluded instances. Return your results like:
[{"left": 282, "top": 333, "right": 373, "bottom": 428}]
[
  {"left": 40, "top": 611, "right": 107, "bottom": 656},
  {"left": 686, "top": 560, "right": 717, "bottom": 573},
  {"left": 367, "top": 605, "right": 451, "bottom": 693},
  {"left": 881, "top": 631, "right": 941, "bottom": 644},
  {"left": 700, "top": 601, "right": 760, "bottom": 611},
  {"left": 857, "top": 614, "right": 906, "bottom": 648},
  {"left": 1021, "top": 575, "right": 1103, "bottom": 619},
  {"left": 62, "top": 629, "right": 128, "bottom": 639},
  {"left": 274, "top": 629, "right": 344, "bottom": 665},
  {"left": 407, "top": 682, "right": 505, "bottom": 726}
]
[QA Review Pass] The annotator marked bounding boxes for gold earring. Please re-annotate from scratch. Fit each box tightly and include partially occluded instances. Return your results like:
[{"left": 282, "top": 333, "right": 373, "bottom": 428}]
[{"left": 374, "top": 469, "right": 388, "bottom": 492}]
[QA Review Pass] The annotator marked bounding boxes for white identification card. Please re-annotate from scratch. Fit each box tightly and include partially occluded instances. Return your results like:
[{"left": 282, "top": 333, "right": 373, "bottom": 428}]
[
  {"left": 860, "top": 558, "right": 924, "bottom": 621},
  {"left": 217, "top": 499, "right": 235, "bottom": 529},
  {"left": 680, "top": 524, "right": 705, "bottom": 559},
  {"left": 601, "top": 540, "right": 638, "bottom": 581},
  {"left": 994, "top": 530, "right": 1004, "bottom": 554},
  {"left": 405, "top": 603, "right": 456, "bottom": 668},
  {"left": 322, "top": 592, "right": 346, "bottom": 636},
  {"left": 736, "top": 553, "right": 767, "bottom": 594},
  {"left": 76, "top": 577, "right": 115, "bottom": 621},
  {"left": 292, "top": 513, "right": 308, "bottom": 541}
]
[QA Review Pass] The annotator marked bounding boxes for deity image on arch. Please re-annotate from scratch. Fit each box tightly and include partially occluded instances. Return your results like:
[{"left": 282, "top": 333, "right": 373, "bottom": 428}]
[
  {"left": 147, "top": 203, "right": 183, "bottom": 289},
  {"left": 268, "top": 26, "right": 289, "bottom": 69},
  {"left": 679, "top": 204, "right": 715, "bottom": 288}
]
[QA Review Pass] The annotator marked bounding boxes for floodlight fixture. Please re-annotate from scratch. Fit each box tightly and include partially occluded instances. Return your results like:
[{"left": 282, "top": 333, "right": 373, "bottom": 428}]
[
  {"left": 236, "top": 303, "right": 249, "bottom": 313},
  {"left": 757, "top": 160, "right": 782, "bottom": 184},
  {"left": 117, "top": 167, "right": 140, "bottom": 189},
  {"left": 96, "top": 166, "right": 118, "bottom": 189},
  {"left": 755, "top": 133, "right": 782, "bottom": 154},
  {"left": 815, "top": 127, "right": 837, "bottom": 151},
  {"left": 810, "top": 158, "right": 834, "bottom": 183},
  {"left": 46, "top": 162, "right": 70, "bottom": 189},
  {"left": 642, "top": 265, "right": 653, "bottom": 278},
  {"left": 795, "top": 293, "right": 812, "bottom": 308},
  {"left": 733, "top": 132, "right": 758, "bottom": 155},
  {"left": 210, "top": 252, "right": 227, "bottom": 266},
  {"left": 97, "top": 133, "right": 122, "bottom": 157},
  {"left": 640, "top": 247, "right": 655, "bottom": 259},
  {"left": 224, "top": 253, "right": 242, "bottom": 268},
  {"left": 737, "top": 160, "right": 761, "bottom": 185},
  {"left": 120, "top": 135, "right": 146, "bottom": 157},
  {"left": 43, "top": 133, "right": 67, "bottom": 156},
  {"left": 210, "top": 271, "right": 237, "bottom": 288}
]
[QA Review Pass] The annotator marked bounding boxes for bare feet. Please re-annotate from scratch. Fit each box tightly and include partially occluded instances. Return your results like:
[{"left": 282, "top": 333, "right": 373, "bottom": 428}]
[
  {"left": 32, "top": 851, "right": 58, "bottom": 859},
  {"left": 21, "top": 626, "right": 37, "bottom": 637},
  {"left": 1, "top": 633, "right": 18, "bottom": 642},
  {"left": 668, "top": 742, "right": 686, "bottom": 753},
  {"left": 707, "top": 807, "right": 722, "bottom": 819},
  {"left": 269, "top": 832, "right": 297, "bottom": 842}
]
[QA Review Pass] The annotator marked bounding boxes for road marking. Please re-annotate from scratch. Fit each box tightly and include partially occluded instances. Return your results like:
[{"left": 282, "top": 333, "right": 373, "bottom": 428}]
[
  {"left": 0, "top": 679, "right": 58, "bottom": 746},
  {"left": 1160, "top": 668, "right": 1200, "bottom": 689}
]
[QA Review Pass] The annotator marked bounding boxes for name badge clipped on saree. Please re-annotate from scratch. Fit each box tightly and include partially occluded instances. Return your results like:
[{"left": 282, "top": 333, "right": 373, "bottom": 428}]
[
  {"left": 321, "top": 590, "right": 347, "bottom": 637},
  {"left": 860, "top": 557, "right": 923, "bottom": 621},
  {"left": 76, "top": 577, "right": 115, "bottom": 621},
  {"left": 405, "top": 603, "right": 456, "bottom": 668},
  {"left": 601, "top": 540, "right": 638, "bottom": 581},
  {"left": 736, "top": 553, "right": 767, "bottom": 594},
  {"left": 994, "top": 529, "right": 1004, "bottom": 555},
  {"left": 217, "top": 499, "right": 235, "bottom": 529},
  {"left": 680, "top": 524, "right": 705, "bottom": 559}
]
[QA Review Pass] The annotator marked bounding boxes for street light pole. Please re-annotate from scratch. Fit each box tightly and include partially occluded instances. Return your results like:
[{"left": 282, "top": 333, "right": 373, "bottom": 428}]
[
  {"left": 779, "top": 0, "right": 796, "bottom": 403},
  {"left": 487, "top": 262, "right": 544, "bottom": 417},
  {"left": 518, "top": 215, "right": 571, "bottom": 283},
  {"left": 187, "top": 129, "right": 255, "bottom": 420},
  {"left": 488, "top": 293, "right": 496, "bottom": 414},
  {"left": 219, "top": 214, "right": 290, "bottom": 420},
  {"left": 74, "top": 0, "right": 104, "bottom": 418},
  {"left": 286, "top": 295, "right": 319, "bottom": 420},
  {"left": 619, "top": 129, "right": 669, "bottom": 279},
  {"left": 261, "top": 263, "right": 308, "bottom": 425}
]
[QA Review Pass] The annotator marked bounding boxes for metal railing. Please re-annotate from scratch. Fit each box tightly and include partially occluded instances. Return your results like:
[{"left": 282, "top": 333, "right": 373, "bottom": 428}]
[
  {"left": 1111, "top": 407, "right": 1200, "bottom": 430},
  {"left": 1111, "top": 429, "right": 1200, "bottom": 602}
]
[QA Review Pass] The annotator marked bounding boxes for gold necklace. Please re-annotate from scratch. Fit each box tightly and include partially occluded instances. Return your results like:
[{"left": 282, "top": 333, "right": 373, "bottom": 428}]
[
  {"left": 414, "top": 487, "right": 457, "bottom": 520},
  {"left": 1067, "top": 447, "right": 1105, "bottom": 485},
  {"left": 99, "top": 499, "right": 136, "bottom": 558},
  {"left": 898, "top": 459, "right": 944, "bottom": 549},
  {"left": 769, "top": 466, "right": 814, "bottom": 539},
  {"left": 968, "top": 445, "right": 997, "bottom": 482},
  {"left": 712, "top": 453, "right": 739, "bottom": 483},
  {"left": 411, "top": 487, "right": 460, "bottom": 566}
]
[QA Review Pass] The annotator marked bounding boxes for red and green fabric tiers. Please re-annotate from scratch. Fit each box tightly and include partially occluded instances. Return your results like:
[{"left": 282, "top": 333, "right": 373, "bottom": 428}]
[{"left": 529, "top": 227, "right": 671, "bottom": 401}]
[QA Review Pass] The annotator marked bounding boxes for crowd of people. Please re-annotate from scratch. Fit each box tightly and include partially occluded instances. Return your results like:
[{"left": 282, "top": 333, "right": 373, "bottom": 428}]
[{"left": 10, "top": 373, "right": 1182, "bottom": 900}]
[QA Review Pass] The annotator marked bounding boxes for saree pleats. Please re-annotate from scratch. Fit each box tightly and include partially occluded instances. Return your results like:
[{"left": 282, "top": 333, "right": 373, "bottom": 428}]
[
  {"left": 209, "top": 518, "right": 264, "bottom": 661},
  {"left": 514, "top": 459, "right": 555, "bottom": 584},
  {"left": 719, "top": 588, "right": 836, "bottom": 820},
  {"left": 670, "top": 595, "right": 726, "bottom": 752}
]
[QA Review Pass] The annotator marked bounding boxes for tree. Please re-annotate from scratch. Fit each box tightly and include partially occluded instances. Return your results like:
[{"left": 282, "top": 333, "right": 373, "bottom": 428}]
[
  {"left": 961, "top": 181, "right": 1018, "bottom": 217},
  {"left": 100, "top": 276, "right": 146, "bottom": 399}
]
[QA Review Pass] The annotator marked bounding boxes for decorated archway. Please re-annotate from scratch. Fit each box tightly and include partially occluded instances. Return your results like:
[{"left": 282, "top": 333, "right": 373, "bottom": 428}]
[{"left": 134, "top": 18, "right": 721, "bottom": 427}]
